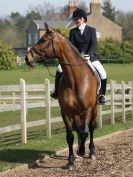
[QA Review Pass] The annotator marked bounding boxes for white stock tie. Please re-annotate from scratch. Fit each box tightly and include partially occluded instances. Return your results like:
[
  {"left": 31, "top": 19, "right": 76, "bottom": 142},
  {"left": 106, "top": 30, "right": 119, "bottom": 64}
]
[{"left": 79, "top": 24, "right": 86, "bottom": 35}]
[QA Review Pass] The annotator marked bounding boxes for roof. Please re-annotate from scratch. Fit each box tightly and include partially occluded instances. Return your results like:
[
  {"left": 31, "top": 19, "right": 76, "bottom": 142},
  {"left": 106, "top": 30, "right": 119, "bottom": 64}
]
[
  {"left": 67, "top": 13, "right": 122, "bottom": 29},
  {"left": 33, "top": 19, "right": 71, "bottom": 29}
]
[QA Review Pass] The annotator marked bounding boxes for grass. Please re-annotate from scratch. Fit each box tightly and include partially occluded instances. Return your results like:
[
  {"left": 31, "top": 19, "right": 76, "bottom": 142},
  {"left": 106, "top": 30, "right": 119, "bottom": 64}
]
[
  {"left": 0, "top": 63, "right": 133, "bottom": 85},
  {"left": 0, "top": 65, "right": 56, "bottom": 85},
  {"left": 103, "top": 63, "right": 133, "bottom": 82},
  {"left": 0, "top": 63, "right": 133, "bottom": 172}
]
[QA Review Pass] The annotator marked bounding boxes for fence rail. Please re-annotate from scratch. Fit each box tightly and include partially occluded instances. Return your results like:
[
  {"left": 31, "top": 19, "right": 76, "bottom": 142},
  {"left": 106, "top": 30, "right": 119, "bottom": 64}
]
[{"left": 0, "top": 79, "right": 133, "bottom": 143}]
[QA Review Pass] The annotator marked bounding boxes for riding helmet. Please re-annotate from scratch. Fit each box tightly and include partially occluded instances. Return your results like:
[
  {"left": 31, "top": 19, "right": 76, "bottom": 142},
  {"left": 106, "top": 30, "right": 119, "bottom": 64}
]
[{"left": 72, "top": 8, "right": 87, "bottom": 21}]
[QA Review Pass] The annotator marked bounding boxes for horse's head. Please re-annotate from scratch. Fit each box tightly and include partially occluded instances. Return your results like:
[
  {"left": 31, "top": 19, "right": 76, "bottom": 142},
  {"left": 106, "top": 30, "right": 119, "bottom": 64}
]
[{"left": 25, "top": 22, "right": 58, "bottom": 67}]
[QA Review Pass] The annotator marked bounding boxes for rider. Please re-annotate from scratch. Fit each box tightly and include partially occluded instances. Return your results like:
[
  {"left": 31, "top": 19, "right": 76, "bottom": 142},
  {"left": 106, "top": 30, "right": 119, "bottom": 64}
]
[{"left": 51, "top": 8, "right": 107, "bottom": 105}]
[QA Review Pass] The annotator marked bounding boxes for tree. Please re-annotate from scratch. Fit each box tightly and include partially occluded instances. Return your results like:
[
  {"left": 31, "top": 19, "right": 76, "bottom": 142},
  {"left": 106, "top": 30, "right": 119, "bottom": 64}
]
[
  {"left": 10, "top": 12, "right": 22, "bottom": 24},
  {"left": 26, "top": 10, "right": 42, "bottom": 20},
  {"left": 34, "top": 0, "right": 55, "bottom": 20},
  {"left": 115, "top": 11, "right": 133, "bottom": 41},
  {"left": 0, "top": 25, "right": 23, "bottom": 48},
  {"left": 15, "top": 17, "right": 30, "bottom": 47},
  {"left": 0, "top": 40, "right": 16, "bottom": 70},
  {"left": 102, "top": 0, "right": 117, "bottom": 21}
]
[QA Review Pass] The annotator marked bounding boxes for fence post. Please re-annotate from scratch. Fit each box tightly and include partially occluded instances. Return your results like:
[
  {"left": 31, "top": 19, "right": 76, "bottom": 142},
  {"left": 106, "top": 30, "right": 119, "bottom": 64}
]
[
  {"left": 122, "top": 81, "right": 126, "bottom": 123},
  {"left": 97, "top": 105, "right": 102, "bottom": 127},
  {"left": 45, "top": 78, "right": 51, "bottom": 138},
  {"left": 20, "top": 79, "right": 27, "bottom": 143},
  {"left": 131, "top": 81, "right": 133, "bottom": 120},
  {"left": 13, "top": 91, "right": 16, "bottom": 112},
  {"left": 110, "top": 80, "right": 115, "bottom": 124}
]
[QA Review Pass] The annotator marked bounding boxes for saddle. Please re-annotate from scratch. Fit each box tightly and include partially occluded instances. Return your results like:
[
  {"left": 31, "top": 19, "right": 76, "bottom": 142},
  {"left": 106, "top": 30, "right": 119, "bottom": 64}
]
[{"left": 83, "top": 56, "right": 101, "bottom": 95}]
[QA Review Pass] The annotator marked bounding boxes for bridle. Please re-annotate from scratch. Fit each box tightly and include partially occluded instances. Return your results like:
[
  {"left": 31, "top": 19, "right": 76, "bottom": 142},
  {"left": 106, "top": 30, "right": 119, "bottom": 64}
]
[
  {"left": 31, "top": 31, "right": 56, "bottom": 62},
  {"left": 30, "top": 30, "right": 84, "bottom": 66}
]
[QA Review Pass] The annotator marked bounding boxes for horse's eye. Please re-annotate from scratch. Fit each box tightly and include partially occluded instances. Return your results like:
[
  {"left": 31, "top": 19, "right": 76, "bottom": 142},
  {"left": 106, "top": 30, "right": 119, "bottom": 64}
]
[{"left": 38, "top": 38, "right": 45, "bottom": 43}]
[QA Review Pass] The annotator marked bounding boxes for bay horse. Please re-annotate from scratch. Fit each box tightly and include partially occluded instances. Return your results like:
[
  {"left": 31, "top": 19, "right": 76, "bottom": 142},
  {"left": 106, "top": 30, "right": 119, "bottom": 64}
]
[{"left": 25, "top": 23, "right": 98, "bottom": 170}]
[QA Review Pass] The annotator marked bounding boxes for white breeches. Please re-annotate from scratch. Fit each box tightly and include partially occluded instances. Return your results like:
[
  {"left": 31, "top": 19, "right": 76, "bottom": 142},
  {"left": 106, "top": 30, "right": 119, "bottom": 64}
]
[
  {"left": 57, "top": 60, "right": 107, "bottom": 80},
  {"left": 91, "top": 61, "right": 107, "bottom": 80}
]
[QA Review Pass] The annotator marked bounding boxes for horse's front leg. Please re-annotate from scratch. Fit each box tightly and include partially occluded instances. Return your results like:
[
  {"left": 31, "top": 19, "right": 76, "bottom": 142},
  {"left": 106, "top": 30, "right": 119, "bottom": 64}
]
[
  {"left": 89, "top": 119, "right": 97, "bottom": 160},
  {"left": 77, "top": 129, "right": 88, "bottom": 157},
  {"left": 66, "top": 128, "right": 75, "bottom": 170}
]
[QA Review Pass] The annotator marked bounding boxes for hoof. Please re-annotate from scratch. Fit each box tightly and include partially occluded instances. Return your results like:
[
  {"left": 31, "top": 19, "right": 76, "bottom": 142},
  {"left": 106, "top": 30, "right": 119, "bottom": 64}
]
[
  {"left": 89, "top": 154, "right": 97, "bottom": 160},
  {"left": 75, "top": 153, "right": 83, "bottom": 162},
  {"left": 75, "top": 153, "right": 83, "bottom": 159},
  {"left": 76, "top": 149, "right": 85, "bottom": 158},
  {"left": 67, "top": 163, "right": 75, "bottom": 171}
]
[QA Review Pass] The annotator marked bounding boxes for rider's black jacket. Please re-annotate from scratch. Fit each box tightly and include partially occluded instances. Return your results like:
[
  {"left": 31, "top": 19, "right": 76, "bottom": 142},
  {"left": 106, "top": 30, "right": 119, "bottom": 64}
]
[{"left": 69, "top": 25, "right": 100, "bottom": 62}]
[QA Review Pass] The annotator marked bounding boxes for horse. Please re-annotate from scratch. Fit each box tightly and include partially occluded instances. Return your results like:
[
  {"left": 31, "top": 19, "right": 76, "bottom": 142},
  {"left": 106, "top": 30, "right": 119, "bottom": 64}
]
[{"left": 25, "top": 23, "right": 98, "bottom": 171}]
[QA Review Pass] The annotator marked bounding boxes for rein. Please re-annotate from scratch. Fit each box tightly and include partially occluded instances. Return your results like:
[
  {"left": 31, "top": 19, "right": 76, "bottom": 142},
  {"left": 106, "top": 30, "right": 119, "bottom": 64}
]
[
  {"left": 31, "top": 31, "right": 85, "bottom": 71},
  {"left": 59, "top": 61, "right": 84, "bottom": 66}
]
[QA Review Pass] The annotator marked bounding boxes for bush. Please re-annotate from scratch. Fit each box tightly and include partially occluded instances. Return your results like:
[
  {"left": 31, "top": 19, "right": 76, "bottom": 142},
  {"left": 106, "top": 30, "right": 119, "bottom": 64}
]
[
  {"left": 55, "top": 28, "right": 133, "bottom": 64},
  {"left": 0, "top": 40, "right": 17, "bottom": 70},
  {"left": 97, "top": 39, "right": 133, "bottom": 63},
  {"left": 56, "top": 27, "right": 70, "bottom": 38}
]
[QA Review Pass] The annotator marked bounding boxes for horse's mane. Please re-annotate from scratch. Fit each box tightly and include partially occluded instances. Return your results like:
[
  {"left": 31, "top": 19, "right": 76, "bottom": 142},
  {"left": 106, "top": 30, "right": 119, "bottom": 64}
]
[{"left": 56, "top": 29, "right": 84, "bottom": 60}]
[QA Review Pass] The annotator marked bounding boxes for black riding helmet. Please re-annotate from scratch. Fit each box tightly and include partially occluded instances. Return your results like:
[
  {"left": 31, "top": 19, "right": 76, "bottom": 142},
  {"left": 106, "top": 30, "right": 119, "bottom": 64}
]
[{"left": 72, "top": 8, "right": 87, "bottom": 21}]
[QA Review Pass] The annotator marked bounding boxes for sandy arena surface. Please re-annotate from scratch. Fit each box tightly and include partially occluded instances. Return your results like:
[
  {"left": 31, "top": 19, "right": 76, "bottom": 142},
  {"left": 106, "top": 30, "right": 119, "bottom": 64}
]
[{"left": 0, "top": 129, "right": 133, "bottom": 177}]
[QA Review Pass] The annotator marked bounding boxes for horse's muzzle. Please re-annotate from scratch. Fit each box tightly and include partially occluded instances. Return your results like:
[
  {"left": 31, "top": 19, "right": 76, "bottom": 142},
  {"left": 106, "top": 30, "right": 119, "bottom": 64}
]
[{"left": 25, "top": 56, "right": 35, "bottom": 67}]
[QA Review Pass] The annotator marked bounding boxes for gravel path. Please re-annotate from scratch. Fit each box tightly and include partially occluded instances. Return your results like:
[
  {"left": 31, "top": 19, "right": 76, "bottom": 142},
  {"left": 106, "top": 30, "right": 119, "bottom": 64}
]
[{"left": 0, "top": 129, "right": 133, "bottom": 177}]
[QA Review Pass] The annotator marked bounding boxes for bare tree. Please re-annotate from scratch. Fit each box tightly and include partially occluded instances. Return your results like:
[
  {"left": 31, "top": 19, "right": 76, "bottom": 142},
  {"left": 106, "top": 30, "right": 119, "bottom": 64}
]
[
  {"left": 116, "top": 11, "right": 133, "bottom": 40},
  {"left": 34, "top": 0, "right": 55, "bottom": 20},
  {"left": 0, "top": 26, "right": 23, "bottom": 48}
]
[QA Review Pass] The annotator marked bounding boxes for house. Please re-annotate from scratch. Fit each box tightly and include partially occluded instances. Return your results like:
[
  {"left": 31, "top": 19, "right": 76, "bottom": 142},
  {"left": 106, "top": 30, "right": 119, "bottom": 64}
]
[
  {"left": 68, "top": 0, "right": 122, "bottom": 41},
  {"left": 26, "top": 0, "right": 122, "bottom": 48},
  {"left": 26, "top": 20, "right": 70, "bottom": 48}
]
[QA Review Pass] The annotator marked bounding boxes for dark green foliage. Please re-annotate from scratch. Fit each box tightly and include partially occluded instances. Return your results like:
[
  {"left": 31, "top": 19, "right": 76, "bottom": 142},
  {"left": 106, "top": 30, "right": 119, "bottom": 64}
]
[
  {"left": 97, "top": 39, "right": 133, "bottom": 63},
  {"left": 55, "top": 28, "right": 133, "bottom": 64},
  {"left": 56, "top": 27, "right": 70, "bottom": 38},
  {"left": 0, "top": 41, "right": 17, "bottom": 70},
  {"left": 26, "top": 10, "right": 42, "bottom": 20},
  {"left": 102, "top": 0, "right": 117, "bottom": 22}
]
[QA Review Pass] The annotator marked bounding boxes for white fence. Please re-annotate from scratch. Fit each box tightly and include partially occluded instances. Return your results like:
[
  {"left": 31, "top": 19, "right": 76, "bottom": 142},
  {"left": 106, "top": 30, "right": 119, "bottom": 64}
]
[{"left": 0, "top": 79, "right": 133, "bottom": 143}]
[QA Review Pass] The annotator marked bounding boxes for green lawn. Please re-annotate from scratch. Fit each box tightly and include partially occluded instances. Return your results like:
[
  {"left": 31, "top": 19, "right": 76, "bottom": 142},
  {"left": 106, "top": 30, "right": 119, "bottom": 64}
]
[
  {"left": 104, "top": 63, "right": 133, "bottom": 82},
  {"left": 0, "top": 63, "right": 133, "bottom": 172},
  {"left": 0, "top": 63, "right": 133, "bottom": 85}
]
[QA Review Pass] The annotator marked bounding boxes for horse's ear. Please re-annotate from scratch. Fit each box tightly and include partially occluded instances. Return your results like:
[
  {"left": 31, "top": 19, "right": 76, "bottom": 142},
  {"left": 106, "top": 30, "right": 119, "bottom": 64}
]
[{"left": 44, "top": 22, "right": 49, "bottom": 32}]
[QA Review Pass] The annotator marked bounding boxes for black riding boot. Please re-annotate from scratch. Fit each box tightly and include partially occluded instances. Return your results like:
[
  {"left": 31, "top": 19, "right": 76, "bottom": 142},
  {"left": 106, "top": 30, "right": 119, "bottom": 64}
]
[
  {"left": 50, "top": 71, "right": 63, "bottom": 99},
  {"left": 99, "top": 78, "right": 107, "bottom": 105}
]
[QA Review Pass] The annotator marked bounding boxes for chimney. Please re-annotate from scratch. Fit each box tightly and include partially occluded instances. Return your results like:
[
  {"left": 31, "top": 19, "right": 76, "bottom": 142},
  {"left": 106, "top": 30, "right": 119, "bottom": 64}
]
[
  {"left": 68, "top": 1, "right": 77, "bottom": 17},
  {"left": 90, "top": 0, "right": 101, "bottom": 15}
]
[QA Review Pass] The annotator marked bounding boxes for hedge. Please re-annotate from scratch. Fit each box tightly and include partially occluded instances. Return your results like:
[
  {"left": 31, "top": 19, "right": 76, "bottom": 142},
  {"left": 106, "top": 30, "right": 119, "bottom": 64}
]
[
  {"left": 57, "top": 28, "right": 133, "bottom": 64},
  {"left": 97, "top": 39, "right": 133, "bottom": 63},
  {"left": 0, "top": 40, "right": 17, "bottom": 70}
]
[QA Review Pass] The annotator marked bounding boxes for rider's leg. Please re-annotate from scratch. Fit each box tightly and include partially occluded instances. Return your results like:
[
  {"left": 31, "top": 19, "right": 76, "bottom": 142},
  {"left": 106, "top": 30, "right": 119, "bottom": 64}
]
[
  {"left": 91, "top": 61, "right": 107, "bottom": 104},
  {"left": 50, "top": 64, "right": 63, "bottom": 99}
]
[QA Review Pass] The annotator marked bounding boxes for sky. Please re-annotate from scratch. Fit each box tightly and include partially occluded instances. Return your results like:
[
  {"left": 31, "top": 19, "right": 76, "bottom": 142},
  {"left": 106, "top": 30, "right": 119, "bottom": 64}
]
[{"left": 0, "top": 0, "right": 133, "bottom": 17}]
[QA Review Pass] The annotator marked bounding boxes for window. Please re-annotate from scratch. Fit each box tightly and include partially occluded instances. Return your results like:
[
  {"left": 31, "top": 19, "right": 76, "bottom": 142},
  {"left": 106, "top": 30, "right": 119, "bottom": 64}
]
[
  {"left": 96, "top": 32, "right": 100, "bottom": 39},
  {"left": 35, "top": 33, "right": 38, "bottom": 43},
  {"left": 28, "top": 33, "right": 32, "bottom": 45}
]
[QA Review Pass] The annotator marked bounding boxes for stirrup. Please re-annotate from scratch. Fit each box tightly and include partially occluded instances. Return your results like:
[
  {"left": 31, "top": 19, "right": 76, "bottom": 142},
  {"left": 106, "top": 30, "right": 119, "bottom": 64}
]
[
  {"left": 98, "top": 95, "right": 105, "bottom": 105},
  {"left": 50, "top": 90, "right": 58, "bottom": 99}
]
